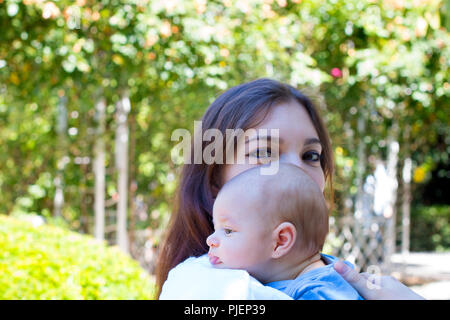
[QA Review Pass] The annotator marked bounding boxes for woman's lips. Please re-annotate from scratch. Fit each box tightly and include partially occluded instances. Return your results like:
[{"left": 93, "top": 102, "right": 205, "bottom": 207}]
[{"left": 208, "top": 254, "right": 221, "bottom": 265}]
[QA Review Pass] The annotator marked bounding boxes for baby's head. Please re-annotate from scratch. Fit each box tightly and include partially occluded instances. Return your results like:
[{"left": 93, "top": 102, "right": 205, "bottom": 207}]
[{"left": 207, "top": 163, "right": 329, "bottom": 282}]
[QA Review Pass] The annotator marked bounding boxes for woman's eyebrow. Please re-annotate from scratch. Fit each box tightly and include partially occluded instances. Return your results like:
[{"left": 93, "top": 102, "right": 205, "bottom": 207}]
[
  {"left": 244, "top": 136, "right": 322, "bottom": 147},
  {"left": 304, "top": 137, "right": 322, "bottom": 147},
  {"left": 245, "top": 135, "right": 283, "bottom": 145}
]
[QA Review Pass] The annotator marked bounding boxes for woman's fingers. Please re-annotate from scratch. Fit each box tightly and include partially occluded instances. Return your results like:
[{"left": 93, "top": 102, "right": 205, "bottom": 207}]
[
  {"left": 333, "top": 260, "right": 376, "bottom": 299},
  {"left": 334, "top": 260, "right": 426, "bottom": 300}
]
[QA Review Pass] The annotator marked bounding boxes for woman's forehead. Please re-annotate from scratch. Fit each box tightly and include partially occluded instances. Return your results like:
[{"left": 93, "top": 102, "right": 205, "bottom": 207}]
[
  {"left": 220, "top": 101, "right": 321, "bottom": 154},
  {"left": 247, "top": 101, "right": 319, "bottom": 141}
]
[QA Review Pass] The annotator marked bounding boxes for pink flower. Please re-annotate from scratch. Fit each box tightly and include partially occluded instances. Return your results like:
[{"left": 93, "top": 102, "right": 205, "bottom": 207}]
[{"left": 331, "top": 68, "right": 342, "bottom": 78}]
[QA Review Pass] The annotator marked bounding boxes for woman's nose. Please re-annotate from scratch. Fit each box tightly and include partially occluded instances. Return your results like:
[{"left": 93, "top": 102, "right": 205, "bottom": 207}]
[{"left": 206, "top": 233, "right": 219, "bottom": 247}]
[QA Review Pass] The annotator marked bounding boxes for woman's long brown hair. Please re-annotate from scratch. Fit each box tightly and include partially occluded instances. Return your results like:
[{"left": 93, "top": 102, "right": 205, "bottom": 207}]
[{"left": 154, "top": 78, "right": 334, "bottom": 298}]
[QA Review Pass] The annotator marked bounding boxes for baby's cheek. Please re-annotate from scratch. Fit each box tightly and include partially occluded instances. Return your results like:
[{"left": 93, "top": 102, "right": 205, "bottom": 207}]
[
  {"left": 231, "top": 249, "right": 261, "bottom": 269},
  {"left": 220, "top": 246, "right": 249, "bottom": 269}
]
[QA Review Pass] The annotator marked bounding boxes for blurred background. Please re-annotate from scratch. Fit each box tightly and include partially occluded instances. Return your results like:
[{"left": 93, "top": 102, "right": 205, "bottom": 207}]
[{"left": 0, "top": 0, "right": 448, "bottom": 299}]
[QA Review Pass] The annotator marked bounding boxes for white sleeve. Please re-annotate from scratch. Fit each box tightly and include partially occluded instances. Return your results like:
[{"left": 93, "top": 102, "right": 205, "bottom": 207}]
[{"left": 159, "top": 255, "right": 292, "bottom": 300}]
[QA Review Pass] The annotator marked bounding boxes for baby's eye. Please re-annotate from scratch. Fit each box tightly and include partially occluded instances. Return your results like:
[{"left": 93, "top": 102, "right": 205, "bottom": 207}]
[{"left": 224, "top": 228, "right": 233, "bottom": 235}]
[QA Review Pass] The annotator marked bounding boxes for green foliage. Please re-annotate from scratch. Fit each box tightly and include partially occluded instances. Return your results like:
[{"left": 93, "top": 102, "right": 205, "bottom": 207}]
[
  {"left": 0, "top": 215, "right": 155, "bottom": 299},
  {"left": 410, "top": 205, "right": 450, "bottom": 252},
  {"left": 0, "top": 0, "right": 448, "bottom": 253}
]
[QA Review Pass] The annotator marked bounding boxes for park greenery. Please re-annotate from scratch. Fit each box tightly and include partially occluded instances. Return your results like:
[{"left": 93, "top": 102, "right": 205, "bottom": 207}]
[
  {"left": 0, "top": 214, "right": 155, "bottom": 299},
  {"left": 0, "top": 0, "right": 449, "bottom": 295}
]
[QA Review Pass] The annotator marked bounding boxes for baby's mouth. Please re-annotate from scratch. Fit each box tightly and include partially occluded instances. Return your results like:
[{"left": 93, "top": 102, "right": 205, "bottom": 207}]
[{"left": 208, "top": 253, "right": 222, "bottom": 265}]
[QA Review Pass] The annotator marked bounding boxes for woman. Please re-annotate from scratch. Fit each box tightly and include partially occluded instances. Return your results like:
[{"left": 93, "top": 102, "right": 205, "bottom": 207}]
[{"left": 155, "top": 78, "right": 423, "bottom": 300}]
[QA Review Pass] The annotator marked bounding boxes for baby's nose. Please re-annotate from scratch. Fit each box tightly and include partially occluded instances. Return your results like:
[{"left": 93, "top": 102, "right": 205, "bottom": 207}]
[{"left": 206, "top": 233, "right": 219, "bottom": 247}]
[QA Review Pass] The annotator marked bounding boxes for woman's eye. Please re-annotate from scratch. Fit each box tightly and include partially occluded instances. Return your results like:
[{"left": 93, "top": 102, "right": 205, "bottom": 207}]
[
  {"left": 248, "top": 148, "right": 272, "bottom": 159},
  {"left": 303, "top": 151, "right": 321, "bottom": 162},
  {"left": 224, "top": 228, "right": 233, "bottom": 235}
]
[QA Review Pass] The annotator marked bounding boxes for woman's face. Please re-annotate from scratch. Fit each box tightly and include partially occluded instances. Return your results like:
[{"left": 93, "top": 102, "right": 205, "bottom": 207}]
[{"left": 220, "top": 100, "right": 325, "bottom": 192}]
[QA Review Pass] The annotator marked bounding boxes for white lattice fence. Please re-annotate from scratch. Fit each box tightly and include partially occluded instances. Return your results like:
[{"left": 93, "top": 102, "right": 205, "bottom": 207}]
[
  {"left": 324, "top": 215, "right": 389, "bottom": 272},
  {"left": 130, "top": 229, "right": 159, "bottom": 274}
]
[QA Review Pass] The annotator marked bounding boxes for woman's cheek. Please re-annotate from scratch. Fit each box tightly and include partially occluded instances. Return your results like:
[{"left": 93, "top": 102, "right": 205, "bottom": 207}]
[
  {"left": 311, "top": 171, "right": 325, "bottom": 192},
  {"left": 221, "top": 163, "right": 255, "bottom": 185}
]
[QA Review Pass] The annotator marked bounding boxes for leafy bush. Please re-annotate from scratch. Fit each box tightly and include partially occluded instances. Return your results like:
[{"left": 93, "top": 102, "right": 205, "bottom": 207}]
[
  {"left": 410, "top": 205, "right": 450, "bottom": 252},
  {"left": 0, "top": 214, "right": 155, "bottom": 299}
]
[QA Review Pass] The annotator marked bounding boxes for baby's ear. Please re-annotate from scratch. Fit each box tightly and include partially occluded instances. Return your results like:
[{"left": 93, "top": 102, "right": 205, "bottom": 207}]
[{"left": 271, "top": 222, "right": 297, "bottom": 259}]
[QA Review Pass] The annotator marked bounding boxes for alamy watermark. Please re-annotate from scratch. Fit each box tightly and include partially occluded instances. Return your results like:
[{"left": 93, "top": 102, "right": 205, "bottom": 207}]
[
  {"left": 171, "top": 121, "right": 280, "bottom": 175},
  {"left": 365, "top": 264, "right": 382, "bottom": 290}
]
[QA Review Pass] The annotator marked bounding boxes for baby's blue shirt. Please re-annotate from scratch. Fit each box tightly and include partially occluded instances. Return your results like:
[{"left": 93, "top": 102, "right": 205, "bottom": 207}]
[{"left": 266, "top": 254, "right": 364, "bottom": 300}]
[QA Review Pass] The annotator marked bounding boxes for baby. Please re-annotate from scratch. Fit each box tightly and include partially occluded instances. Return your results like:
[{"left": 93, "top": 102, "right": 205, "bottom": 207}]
[{"left": 207, "top": 163, "right": 363, "bottom": 300}]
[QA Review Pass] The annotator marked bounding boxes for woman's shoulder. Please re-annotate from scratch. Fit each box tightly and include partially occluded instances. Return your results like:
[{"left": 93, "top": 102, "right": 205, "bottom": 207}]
[{"left": 160, "top": 254, "right": 291, "bottom": 300}]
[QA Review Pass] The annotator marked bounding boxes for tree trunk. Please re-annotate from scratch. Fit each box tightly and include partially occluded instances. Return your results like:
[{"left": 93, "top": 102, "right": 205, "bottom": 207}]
[
  {"left": 385, "top": 123, "right": 400, "bottom": 269},
  {"left": 354, "top": 113, "right": 366, "bottom": 219},
  {"left": 128, "top": 111, "right": 137, "bottom": 254},
  {"left": 353, "top": 109, "right": 366, "bottom": 266},
  {"left": 401, "top": 157, "right": 412, "bottom": 254},
  {"left": 353, "top": 94, "right": 371, "bottom": 267},
  {"left": 94, "top": 96, "right": 106, "bottom": 241},
  {"left": 115, "top": 92, "right": 130, "bottom": 254},
  {"left": 54, "top": 93, "right": 67, "bottom": 217},
  {"left": 80, "top": 163, "right": 89, "bottom": 234}
]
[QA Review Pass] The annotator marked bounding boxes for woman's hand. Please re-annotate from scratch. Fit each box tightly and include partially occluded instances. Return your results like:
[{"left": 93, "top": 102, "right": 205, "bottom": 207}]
[{"left": 333, "top": 260, "right": 425, "bottom": 300}]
